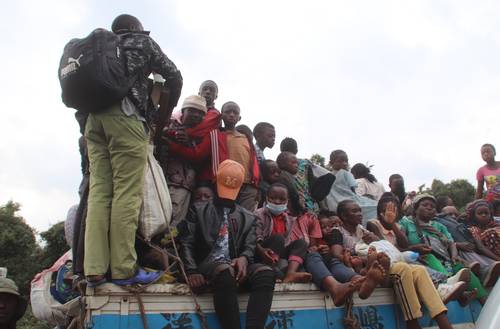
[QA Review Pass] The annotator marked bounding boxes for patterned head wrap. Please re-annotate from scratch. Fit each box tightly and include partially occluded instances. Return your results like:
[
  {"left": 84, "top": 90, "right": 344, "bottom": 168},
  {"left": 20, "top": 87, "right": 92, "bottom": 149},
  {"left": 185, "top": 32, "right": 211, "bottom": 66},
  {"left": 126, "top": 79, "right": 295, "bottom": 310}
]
[{"left": 465, "top": 199, "right": 490, "bottom": 222}]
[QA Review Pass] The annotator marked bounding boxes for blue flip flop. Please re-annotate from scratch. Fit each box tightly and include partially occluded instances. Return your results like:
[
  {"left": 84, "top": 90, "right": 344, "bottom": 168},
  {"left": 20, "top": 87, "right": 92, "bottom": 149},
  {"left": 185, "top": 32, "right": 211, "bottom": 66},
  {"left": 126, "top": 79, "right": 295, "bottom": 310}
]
[{"left": 112, "top": 268, "right": 162, "bottom": 286}]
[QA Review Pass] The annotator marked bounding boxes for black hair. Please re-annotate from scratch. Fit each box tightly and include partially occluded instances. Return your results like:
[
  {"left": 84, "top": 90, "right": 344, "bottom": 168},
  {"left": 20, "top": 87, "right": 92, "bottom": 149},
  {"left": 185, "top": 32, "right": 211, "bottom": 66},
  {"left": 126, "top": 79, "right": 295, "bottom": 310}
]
[
  {"left": 329, "top": 149, "right": 346, "bottom": 163},
  {"left": 436, "top": 195, "right": 452, "bottom": 213},
  {"left": 318, "top": 209, "right": 337, "bottom": 220},
  {"left": 236, "top": 124, "right": 253, "bottom": 140},
  {"left": 376, "top": 195, "right": 400, "bottom": 219},
  {"left": 389, "top": 174, "right": 403, "bottom": 184},
  {"left": 337, "top": 200, "right": 356, "bottom": 220},
  {"left": 221, "top": 101, "right": 239, "bottom": 112},
  {"left": 111, "top": 14, "right": 144, "bottom": 33},
  {"left": 351, "top": 163, "right": 377, "bottom": 183},
  {"left": 199, "top": 80, "right": 218, "bottom": 93},
  {"left": 262, "top": 159, "right": 277, "bottom": 179},
  {"left": 276, "top": 152, "right": 294, "bottom": 170},
  {"left": 267, "top": 182, "right": 289, "bottom": 196},
  {"left": 481, "top": 143, "right": 496, "bottom": 155},
  {"left": 253, "top": 122, "right": 275, "bottom": 138},
  {"left": 280, "top": 137, "right": 298, "bottom": 154}
]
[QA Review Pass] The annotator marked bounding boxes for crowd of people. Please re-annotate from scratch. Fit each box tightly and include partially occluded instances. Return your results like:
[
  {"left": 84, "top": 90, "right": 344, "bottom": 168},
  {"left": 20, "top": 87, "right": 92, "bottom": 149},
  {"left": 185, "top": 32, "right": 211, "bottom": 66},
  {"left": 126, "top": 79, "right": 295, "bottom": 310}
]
[{"left": 35, "top": 14, "right": 500, "bottom": 329}]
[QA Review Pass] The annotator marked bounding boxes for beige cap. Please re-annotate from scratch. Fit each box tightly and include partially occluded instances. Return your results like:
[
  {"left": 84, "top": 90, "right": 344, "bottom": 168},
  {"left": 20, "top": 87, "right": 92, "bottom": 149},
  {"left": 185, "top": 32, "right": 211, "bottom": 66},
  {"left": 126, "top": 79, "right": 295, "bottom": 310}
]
[
  {"left": 216, "top": 160, "right": 245, "bottom": 200},
  {"left": 181, "top": 95, "right": 207, "bottom": 113},
  {"left": 0, "top": 277, "right": 20, "bottom": 296}
]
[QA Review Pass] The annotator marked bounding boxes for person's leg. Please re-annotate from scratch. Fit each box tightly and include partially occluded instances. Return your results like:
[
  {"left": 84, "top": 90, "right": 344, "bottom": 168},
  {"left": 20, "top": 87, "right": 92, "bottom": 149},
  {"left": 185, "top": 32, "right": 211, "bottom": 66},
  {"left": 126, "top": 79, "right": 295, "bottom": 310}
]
[
  {"left": 106, "top": 106, "right": 149, "bottom": 279},
  {"left": 246, "top": 267, "right": 276, "bottom": 329},
  {"left": 390, "top": 262, "right": 424, "bottom": 322},
  {"left": 305, "top": 253, "right": 361, "bottom": 306},
  {"left": 236, "top": 184, "right": 259, "bottom": 211},
  {"left": 213, "top": 268, "right": 241, "bottom": 329},
  {"left": 283, "top": 239, "right": 311, "bottom": 283},
  {"left": 168, "top": 186, "right": 192, "bottom": 227},
  {"left": 408, "top": 264, "right": 449, "bottom": 327},
  {"left": 84, "top": 112, "right": 113, "bottom": 279}
]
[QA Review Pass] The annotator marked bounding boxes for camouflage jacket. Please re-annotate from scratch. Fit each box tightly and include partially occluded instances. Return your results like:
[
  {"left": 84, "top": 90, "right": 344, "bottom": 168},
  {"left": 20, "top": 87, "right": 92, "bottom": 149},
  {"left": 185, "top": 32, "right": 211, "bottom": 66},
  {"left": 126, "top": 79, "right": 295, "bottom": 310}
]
[{"left": 119, "top": 31, "right": 183, "bottom": 125}]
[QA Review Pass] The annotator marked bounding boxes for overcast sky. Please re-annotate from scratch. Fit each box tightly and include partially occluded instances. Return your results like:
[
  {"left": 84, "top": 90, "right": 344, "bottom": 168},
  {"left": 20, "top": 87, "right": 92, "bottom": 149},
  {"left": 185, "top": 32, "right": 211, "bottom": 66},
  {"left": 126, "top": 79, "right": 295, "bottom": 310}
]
[{"left": 1, "top": 0, "right": 499, "bottom": 232}]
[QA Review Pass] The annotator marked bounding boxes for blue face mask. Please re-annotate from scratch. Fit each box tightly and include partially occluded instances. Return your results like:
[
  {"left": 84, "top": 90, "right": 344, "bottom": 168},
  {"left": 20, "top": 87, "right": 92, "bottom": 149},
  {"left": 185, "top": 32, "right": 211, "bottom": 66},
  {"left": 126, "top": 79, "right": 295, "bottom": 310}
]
[{"left": 266, "top": 202, "right": 288, "bottom": 215}]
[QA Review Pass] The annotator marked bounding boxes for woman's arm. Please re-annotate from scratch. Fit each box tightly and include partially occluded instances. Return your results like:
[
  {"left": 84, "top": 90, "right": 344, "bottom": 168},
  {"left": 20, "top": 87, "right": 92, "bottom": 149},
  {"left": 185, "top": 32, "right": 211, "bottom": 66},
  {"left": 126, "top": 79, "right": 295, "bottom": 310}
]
[
  {"left": 475, "top": 239, "right": 500, "bottom": 261},
  {"left": 392, "top": 224, "right": 409, "bottom": 250}
]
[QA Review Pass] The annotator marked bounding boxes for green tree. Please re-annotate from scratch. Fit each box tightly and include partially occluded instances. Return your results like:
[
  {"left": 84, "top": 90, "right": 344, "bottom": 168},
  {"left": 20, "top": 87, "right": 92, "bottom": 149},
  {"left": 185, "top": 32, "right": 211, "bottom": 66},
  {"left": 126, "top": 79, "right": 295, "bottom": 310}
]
[
  {"left": 423, "top": 179, "right": 476, "bottom": 210},
  {"left": 310, "top": 153, "right": 326, "bottom": 167},
  {"left": 39, "top": 221, "right": 69, "bottom": 269},
  {"left": 0, "top": 201, "right": 41, "bottom": 295}
]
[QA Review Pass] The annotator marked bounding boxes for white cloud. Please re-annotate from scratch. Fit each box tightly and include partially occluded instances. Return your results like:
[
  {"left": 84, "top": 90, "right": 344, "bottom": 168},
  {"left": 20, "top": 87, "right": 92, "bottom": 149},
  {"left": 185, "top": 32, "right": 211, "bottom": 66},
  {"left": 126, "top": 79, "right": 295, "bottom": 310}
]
[{"left": 1, "top": 0, "right": 499, "bottom": 230}]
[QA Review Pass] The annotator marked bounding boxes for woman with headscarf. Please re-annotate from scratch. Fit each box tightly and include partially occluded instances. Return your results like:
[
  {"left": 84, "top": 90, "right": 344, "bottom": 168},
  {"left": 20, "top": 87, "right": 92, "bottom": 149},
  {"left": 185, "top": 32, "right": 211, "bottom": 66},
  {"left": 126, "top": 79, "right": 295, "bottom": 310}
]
[
  {"left": 466, "top": 199, "right": 500, "bottom": 257},
  {"left": 398, "top": 194, "right": 489, "bottom": 305}
]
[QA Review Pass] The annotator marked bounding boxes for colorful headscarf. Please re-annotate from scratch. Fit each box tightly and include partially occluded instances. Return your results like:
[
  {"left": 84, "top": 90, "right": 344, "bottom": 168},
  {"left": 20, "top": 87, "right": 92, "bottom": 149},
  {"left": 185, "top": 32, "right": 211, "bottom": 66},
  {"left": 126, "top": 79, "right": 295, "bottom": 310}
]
[{"left": 465, "top": 199, "right": 490, "bottom": 222}]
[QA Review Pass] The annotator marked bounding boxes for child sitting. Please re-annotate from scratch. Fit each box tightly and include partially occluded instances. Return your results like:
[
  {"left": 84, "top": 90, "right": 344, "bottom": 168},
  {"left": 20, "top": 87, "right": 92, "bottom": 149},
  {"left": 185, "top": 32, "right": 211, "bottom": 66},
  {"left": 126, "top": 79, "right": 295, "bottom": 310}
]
[{"left": 254, "top": 183, "right": 311, "bottom": 283}]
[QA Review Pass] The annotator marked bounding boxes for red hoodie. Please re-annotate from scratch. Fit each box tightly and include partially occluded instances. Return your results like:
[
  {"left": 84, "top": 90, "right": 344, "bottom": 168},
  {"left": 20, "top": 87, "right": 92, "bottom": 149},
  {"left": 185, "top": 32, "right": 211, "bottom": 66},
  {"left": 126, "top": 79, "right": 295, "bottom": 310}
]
[{"left": 168, "top": 129, "right": 260, "bottom": 186}]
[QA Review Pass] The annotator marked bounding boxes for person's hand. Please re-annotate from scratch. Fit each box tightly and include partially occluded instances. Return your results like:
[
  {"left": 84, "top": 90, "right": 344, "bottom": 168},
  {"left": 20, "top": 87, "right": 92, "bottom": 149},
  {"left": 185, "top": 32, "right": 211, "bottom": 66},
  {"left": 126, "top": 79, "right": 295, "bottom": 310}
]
[
  {"left": 187, "top": 274, "right": 206, "bottom": 290},
  {"left": 382, "top": 202, "right": 397, "bottom": 226},
  {"left": 258, "top": 247, "right": 278, "bottom": 265},
  {"left": 412, "top": 244, "right": 432, "bottom": 255},
  {"left": 318, "top": 245, "right": 330, "bottom": 255},
  {"left": 456, "top": 242, "right": 475, "bottom": 252},
  {"left": 231, "top": 257, "right": 248, "bottom": 282},
  {"left": 362, "top": 232, "right": 378, "bottom": 244},
  {"left": 173, "top": 128, "right": 189, "bottom": 144}
]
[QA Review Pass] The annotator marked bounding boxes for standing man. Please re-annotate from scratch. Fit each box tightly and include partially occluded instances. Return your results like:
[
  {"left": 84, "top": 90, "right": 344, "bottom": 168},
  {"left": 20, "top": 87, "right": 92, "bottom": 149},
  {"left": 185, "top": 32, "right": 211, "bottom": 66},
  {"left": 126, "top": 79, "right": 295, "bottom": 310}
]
[
  {"left": 180, "top": 160, "right": 276, "bottom": 329},
  {"left": 84, "top": 14, "right": 182, "bottom": 286}
]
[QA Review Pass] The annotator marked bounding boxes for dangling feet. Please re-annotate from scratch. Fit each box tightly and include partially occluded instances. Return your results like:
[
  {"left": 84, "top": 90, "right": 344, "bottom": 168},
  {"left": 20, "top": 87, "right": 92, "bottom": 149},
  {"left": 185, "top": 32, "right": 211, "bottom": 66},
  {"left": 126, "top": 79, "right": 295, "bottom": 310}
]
[
  {"left": 332, "top": 277, "right": 365, "bottom": 307},
  {"left": 359, "top": 261, "right": 386, "bottom": 299},
  {"left": 283, "top": 272, "right": 312, "bottom": 283}
]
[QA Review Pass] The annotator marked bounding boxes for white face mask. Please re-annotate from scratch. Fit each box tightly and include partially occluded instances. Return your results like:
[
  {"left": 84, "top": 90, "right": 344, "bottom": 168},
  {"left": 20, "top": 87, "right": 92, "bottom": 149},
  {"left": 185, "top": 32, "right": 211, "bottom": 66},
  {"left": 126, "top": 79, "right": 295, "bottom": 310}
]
[
  {"left": 266, "top": 202, "right": 288, "bottom": 216},
  {"left": 494, "top": 216, "right": 500, "bottom": 224}
]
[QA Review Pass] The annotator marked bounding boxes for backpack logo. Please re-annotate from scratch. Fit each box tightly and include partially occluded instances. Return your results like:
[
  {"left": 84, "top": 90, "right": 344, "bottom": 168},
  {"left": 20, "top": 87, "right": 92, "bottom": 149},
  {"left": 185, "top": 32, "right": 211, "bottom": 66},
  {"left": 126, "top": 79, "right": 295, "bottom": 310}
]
[{"left": 60, "top": 54, "right": 83, "bottom": 79}]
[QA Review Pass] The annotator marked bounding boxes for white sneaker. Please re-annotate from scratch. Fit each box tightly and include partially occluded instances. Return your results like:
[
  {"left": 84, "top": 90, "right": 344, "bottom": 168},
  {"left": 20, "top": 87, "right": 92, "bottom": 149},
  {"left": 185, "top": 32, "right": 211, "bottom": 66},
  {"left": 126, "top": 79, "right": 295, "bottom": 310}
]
[
  {"left": 447, "top": 268, "right": 470, "bottom": 285},
  {"left": 483, "top": 261, "right": 500, "bottom": 287},
  {"left": 438, "top": 282, "right": 467, "bottom": 304}
]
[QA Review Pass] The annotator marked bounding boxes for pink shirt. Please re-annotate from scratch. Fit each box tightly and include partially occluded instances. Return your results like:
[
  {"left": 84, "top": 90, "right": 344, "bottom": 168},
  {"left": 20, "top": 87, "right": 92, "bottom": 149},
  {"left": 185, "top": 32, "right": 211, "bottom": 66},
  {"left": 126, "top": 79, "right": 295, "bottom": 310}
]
[
  {"left": 289, "top": 213, "right": 322, "bottom": 245},
  {"left": 477, "top": 165, "right": 500, "bottom": 191}
]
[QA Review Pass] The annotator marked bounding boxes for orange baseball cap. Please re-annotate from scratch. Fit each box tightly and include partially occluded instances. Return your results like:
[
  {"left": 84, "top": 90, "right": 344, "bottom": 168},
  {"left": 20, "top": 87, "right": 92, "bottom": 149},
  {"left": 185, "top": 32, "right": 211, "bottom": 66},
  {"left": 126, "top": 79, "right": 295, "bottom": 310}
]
[{"left": 216, "top": 160, "right": 245, "bottom": 200}]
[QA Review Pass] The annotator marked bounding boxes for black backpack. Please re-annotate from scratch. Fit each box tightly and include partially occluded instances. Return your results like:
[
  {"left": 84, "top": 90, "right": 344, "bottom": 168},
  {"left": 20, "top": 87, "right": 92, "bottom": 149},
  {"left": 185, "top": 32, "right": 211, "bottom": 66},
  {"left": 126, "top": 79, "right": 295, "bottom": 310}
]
[{"left": 59, "top": 28, "right": 135, "bottom": 113}]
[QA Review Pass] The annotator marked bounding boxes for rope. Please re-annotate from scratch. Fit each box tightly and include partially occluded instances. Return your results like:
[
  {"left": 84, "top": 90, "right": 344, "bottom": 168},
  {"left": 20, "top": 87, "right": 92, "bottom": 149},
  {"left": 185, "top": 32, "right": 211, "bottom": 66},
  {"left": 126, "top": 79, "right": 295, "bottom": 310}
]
[{"left": 343, "top": 296, "right": 361, "bottom": 329}]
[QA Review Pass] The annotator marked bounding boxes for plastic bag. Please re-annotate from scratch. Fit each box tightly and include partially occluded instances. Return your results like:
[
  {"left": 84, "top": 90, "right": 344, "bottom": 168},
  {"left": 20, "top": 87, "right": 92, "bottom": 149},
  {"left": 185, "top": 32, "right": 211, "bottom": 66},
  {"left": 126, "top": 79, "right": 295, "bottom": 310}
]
[
  {"left": 31, "top": 251, "right": 80, "bottom": 326},
  {"left": 139, "top": 145, "right": 172, "bottom": 241}
]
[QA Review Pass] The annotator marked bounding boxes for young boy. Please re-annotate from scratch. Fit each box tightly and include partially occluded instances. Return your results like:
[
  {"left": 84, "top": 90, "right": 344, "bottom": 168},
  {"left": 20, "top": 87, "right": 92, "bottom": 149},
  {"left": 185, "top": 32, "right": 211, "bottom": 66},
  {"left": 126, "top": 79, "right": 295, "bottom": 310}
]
[
  {"left": 254, "top": 183, "right": 312, "bottom": 283},
  {"left": 258, "top": 160, "right": 281, "bottom": 208},
  {"left": 276, "top": 152, "right": 302, "bottom": 215},
  {"left": 162, "top": 95, "right": 206, "bottom": 226},
  {"left": 222, "top": 102, "right": 260, "bottom": 211},
  {"left": 253, "top": 122, "right": 276, "bottom": 164},
  {"left": 179, "top": 160, "right": 275, "bottom": 329}
]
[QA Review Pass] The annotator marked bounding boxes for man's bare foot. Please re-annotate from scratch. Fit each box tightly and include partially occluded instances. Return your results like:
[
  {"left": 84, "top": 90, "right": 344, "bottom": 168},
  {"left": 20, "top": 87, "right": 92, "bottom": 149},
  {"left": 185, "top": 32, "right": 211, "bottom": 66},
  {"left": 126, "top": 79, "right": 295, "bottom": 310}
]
[
  {"left": 376, "top": 252, "right": 391, "bottom": 273},
  {"left": 351, "top": 256, "right": 364, "bottom": 273},
  {"left": 283, "top": 272, "right": 312, "bottom": 283},
  {"left": 367, "top": 247, "right": 378, "bottom": 267},
  {"left": 332, "top": 277, "right": 365, "bottom": 306},
  {"left": 458, "top": 288, "right": 477, "bottom": 307},
  {"left": 359, "top": 261, "right": 385, "bottom": 299}
]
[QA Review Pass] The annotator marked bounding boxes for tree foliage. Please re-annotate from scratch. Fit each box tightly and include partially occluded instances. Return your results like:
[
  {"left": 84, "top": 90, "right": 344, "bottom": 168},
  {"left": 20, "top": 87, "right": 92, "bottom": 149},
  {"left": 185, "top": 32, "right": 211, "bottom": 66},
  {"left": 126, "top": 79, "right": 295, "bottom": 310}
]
[
  {"left": 39, "top": 221, "right": 69, "bottom": 269},
  {"left": 423, "top": 178, "right": 476, "bottom": 210},
  {"left": 310, "top": 153, "right": 326, "bottom": 167},
  {"left": 0, "top": 201, "right": 41, "bottom": 295}
]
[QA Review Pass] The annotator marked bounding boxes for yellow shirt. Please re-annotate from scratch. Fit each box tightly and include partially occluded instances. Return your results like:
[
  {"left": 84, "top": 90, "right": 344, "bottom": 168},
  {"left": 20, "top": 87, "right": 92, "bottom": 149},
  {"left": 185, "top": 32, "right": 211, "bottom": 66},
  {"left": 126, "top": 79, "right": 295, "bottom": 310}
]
[{"left": 226, "top": 130, "right": 251, "bottom": 183}]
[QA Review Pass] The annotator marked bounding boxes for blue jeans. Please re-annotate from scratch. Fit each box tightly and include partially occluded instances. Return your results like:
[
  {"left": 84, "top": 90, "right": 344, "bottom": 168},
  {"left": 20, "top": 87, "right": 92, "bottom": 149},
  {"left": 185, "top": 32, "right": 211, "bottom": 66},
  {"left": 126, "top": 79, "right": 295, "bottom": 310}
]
[{"left": 305, "top": 252, "right": 357, "bottom": 288}]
